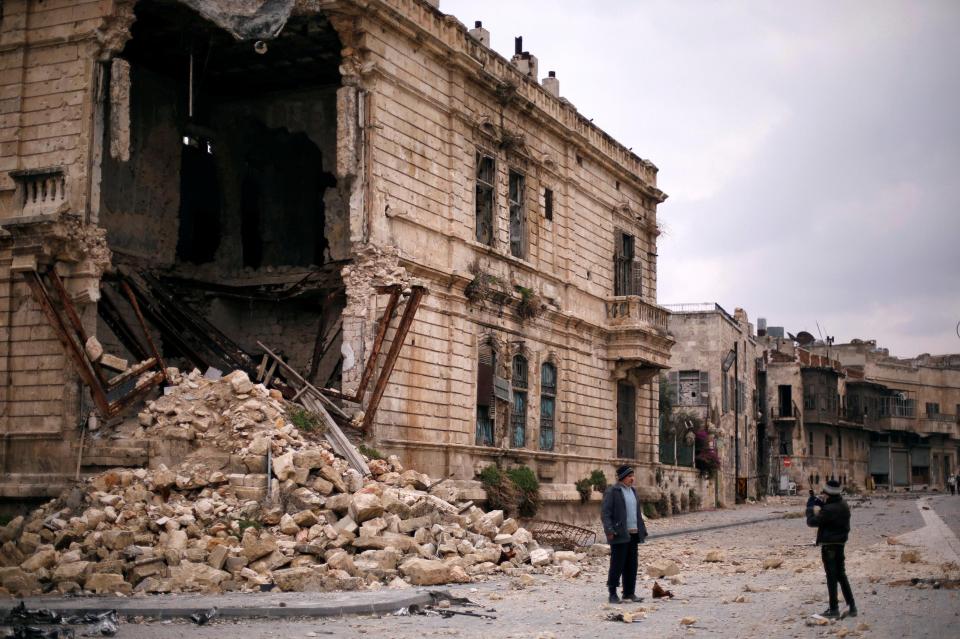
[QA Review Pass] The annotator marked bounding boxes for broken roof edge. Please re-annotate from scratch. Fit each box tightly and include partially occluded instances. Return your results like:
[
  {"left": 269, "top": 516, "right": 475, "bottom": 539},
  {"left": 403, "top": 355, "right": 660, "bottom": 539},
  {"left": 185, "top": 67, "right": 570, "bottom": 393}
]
[{"left": 174, "top": 0, "right": 297, "bottom": 41}]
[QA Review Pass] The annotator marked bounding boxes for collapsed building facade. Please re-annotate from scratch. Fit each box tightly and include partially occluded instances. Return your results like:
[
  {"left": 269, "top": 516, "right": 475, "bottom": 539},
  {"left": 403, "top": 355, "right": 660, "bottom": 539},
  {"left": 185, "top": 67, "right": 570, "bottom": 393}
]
[{"left": 0, "top": 0, "right": 672, "bottom": 510}]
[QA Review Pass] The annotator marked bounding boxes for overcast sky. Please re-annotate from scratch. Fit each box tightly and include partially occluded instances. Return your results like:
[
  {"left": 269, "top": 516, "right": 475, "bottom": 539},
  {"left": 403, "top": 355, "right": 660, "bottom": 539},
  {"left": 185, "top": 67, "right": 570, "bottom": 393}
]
[{"left": 443, "top": 0, "right": 960, "bottom": 357}]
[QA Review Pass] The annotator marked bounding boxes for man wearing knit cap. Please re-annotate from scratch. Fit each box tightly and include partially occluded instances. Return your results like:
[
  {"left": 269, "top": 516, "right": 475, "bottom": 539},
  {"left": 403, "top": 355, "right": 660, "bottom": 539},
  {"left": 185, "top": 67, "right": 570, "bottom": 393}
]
[
  {"left": 806, "top": 479, "right": 857, "bottom": 619},
  {"left": 601, "top": 464, "right": 647, "bottom": 603}
]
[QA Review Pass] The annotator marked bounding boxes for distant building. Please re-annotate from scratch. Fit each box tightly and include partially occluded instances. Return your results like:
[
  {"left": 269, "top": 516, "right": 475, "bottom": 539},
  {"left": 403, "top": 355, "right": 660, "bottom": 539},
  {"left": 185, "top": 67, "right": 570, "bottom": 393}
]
[
  {"left": 809, "top": 341, "right": 960, "bottom": 491},
  {"left": 664, "top": 304, "right": 761, "bottom": 506}
]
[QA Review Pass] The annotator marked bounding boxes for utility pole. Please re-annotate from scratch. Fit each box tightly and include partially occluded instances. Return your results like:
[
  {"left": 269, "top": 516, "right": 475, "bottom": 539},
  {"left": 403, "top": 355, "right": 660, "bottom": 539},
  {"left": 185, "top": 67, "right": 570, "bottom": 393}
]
[{"left": 734, "top": 341, "right": 741, "bottom": 503}]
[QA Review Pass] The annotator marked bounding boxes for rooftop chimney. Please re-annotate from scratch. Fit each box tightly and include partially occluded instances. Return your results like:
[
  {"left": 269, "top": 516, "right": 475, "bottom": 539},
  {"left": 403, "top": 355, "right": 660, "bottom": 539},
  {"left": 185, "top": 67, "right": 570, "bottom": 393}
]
[
  {"left": 469, "top": 20, "right": 490, "bottom": 46},
  {"left": 542, "top": 70, "right": 559, "bottom": 97},
  {"left": 510, "top": 35, "right": 539, "bottom": 79}
]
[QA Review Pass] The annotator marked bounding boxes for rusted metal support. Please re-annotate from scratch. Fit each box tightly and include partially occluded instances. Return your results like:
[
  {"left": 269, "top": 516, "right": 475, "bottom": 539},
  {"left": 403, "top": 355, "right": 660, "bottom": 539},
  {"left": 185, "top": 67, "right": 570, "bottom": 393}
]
[
  {"left": 23, "top": 269, "right": 166, "bottom": 418},
  {"left": 120, "top": 279, "right": 167, "bottom": 382},
  {"left": 23, "top": 271, "right": 112, "bottom": 416},
  {"left": 47, "top": 268, "right": 109, "bottom": 386},
  {"left": 353, "top": 285, "right": 402, "bottom": 403},
  {"left": 360, "top": 286, "right": 426, "bottom": 432}
]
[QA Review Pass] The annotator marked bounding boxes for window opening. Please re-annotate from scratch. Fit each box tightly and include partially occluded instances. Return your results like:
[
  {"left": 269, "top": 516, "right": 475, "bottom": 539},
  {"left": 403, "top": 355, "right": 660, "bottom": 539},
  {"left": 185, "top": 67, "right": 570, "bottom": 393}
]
[
  {"left": 614, "top": 229, "right": 641, "bottom": 296},
  {"left": 616, "top": 381, "right": 636, "bottom": 459},
  {"left": 544, "top": 187, "right": 553, "bottom": 221},
  {"left": 476, "top": 340, "right": 495, "bottom": 445},
  {"left": 511, "top": 354, "right": 528, "bottom": 447},
  {"left": 509, "top": 170, "right": 526, "bottom": 258},
  {"left": 540, "top": 362, "right": 556, "bottom": 450},
  {"left": 475, "top": 153, "right": 495, "bottom": 246}
]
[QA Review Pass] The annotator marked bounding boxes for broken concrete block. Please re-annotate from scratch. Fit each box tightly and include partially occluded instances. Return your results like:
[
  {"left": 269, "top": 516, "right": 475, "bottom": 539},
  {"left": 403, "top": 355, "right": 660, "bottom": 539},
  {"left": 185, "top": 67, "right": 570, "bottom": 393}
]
[
  {"left": 84, "top": 572, "right": 131, "bottom": 594},
  {"left": 349, "top": 493, "right": 384, "bottom": 523},
  {"left": 84, "top": 337, "right": 104, "bottom": 362},
  {"left": 647, "top": 559, "right": 680, "bottom": 578},
  {"left": 399, "top": 558, "right": 451, "bottom": 586},
  {"left": 99, "top": 353, "right": 128, "bottom": 372}
]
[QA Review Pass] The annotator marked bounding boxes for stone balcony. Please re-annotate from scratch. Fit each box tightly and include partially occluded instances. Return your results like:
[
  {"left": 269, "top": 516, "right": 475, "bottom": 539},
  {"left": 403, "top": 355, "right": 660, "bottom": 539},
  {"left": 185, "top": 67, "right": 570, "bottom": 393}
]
[
  {"left": 605, "top": 296, "right": 669, "bottom": 331},
  {"left": 914, "top": 414, "right": 959, "bottom": 438},
  {"left": 603, "top": 296, "right": 673, "bottom": 377}
]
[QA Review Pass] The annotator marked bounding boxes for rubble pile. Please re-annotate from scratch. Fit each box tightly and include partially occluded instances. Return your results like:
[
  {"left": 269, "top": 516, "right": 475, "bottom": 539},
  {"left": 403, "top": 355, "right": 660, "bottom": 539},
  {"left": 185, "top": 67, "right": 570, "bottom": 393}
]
[{"left": 0, "top": 370, "right": 584, "bottom": 597}]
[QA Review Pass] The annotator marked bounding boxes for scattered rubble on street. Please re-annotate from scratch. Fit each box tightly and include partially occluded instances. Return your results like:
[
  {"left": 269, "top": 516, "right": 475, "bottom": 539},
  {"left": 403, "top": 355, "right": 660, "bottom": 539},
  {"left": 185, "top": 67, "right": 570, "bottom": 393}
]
[{"left": 0, "top": 370, "right": 586, "bottom": 597}]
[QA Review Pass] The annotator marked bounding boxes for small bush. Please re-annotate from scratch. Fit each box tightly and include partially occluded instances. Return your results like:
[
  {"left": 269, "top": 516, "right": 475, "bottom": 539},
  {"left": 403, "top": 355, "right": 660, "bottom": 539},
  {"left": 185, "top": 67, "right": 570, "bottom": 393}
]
[
  {"left": 642, "top": 502, "right": 659, "bottom": 519},
  {"left": 506, "top": 466, "right": 541, "bottom": 518},
  {"left": 680, "top": 492, "right": 689, "bottom": 512},
  {"left": 575, "top": 478, "right": 593, "bottom": 504},
  {"left": 479, "top": 465, "right": 518, "bottom": 514},
  {"left": 656, "top": 492, "right": 671, "bottom": 517},
  {"left": 358, "top": 444, "right": 384, "bottom": 460},
  {"left": 465, "top": 272, "right": 506, "bottom": 304},
  {"left": 670, "top": 492, "right": 680, "bottom": 514},
  {"left": 237, "top": 518, "right": 261, "bottom": 534},
  {"left": 289, "top": 407, "right": 324, "bottom": 434},
  {"left": 589, "top": 469, "right": 608, "bottom": 492},
  {"left": 515, "top": 286, "right": 543, "bottom": 321},
  {"left": 688, "top": 488, "right": 702, "bottom": 511}
]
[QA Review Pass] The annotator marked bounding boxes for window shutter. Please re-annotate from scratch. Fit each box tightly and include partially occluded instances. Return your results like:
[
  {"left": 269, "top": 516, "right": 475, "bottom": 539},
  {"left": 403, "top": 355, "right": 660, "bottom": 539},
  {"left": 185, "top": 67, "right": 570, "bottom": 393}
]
[
  {"left": 614, "top": 229, "right": 624, "bottom": 259},
  {"left": 667, "top": 370, "right": 679, "bottom": 405},
  {"left": 699, "top": 371, "right": 709, "bottom": 405},
  {"left": 631, "top": 260, "right": 643, "bottom": 296}
]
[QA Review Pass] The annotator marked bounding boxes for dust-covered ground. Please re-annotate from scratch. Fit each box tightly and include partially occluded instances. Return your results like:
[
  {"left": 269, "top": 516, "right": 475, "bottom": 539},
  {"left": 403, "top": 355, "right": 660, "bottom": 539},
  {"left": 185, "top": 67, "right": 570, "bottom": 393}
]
[{"left": 100, "top": 493, "right": 960, "bottom": 639}]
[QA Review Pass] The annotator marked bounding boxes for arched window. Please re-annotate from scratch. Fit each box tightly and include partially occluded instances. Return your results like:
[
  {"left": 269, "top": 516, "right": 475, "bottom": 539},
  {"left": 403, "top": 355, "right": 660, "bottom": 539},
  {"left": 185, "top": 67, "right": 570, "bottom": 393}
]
[
  {"left": 540, "top": 362, "right": 557, "bottom": 451},
  {"left": 511, "top": 354, "right": 528, "bottom": 448},
  {"left": 476, "top": 340, "right": 496, "bottom": 446}
]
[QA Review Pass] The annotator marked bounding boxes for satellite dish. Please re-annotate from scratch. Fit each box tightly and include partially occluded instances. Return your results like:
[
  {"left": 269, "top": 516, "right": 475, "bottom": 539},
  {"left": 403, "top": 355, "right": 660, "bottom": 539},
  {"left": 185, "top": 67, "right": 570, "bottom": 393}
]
[{"left": 795, "top": 331, "right": 815, "bottom": 346}]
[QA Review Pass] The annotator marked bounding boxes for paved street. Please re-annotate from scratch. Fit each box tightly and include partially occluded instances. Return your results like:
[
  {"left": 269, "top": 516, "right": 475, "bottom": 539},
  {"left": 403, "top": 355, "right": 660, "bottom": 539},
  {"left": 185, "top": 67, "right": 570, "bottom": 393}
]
[{"left": 31, "top": 493, "right": 955, "bottom": 639}]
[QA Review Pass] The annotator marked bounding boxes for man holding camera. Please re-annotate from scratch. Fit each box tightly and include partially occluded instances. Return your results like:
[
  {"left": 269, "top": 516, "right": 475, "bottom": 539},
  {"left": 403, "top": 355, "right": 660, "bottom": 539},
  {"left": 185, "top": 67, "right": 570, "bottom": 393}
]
[{"left": 806, "top": 479, "right": 857, "bottom": 619}]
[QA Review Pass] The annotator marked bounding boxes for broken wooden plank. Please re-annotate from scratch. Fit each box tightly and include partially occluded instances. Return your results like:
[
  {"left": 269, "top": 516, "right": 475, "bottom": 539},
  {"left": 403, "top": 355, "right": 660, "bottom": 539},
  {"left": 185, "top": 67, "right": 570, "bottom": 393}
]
[{"left": 256, "top": 341, "right": 366, "bottom": 475}]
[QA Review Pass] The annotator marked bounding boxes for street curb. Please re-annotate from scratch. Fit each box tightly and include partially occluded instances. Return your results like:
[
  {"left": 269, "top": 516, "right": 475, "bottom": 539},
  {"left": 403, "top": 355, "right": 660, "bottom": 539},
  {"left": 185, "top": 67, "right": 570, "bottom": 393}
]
[
  {"left": 648, "top": 513, "right": 792, "bottom": 540},
  {"left": 0, "top": 591, "right": 435, "bottom": 620}
]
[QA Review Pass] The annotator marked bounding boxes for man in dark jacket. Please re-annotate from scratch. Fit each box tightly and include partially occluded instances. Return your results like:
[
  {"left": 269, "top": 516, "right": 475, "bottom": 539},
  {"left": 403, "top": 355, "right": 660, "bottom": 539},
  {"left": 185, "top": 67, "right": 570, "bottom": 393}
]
[
  {"left": 806, "top": 479, "right": 857, "bottom": 618},
  {"left": 601, "top": 465, "right": 648, "bottom": 603}
]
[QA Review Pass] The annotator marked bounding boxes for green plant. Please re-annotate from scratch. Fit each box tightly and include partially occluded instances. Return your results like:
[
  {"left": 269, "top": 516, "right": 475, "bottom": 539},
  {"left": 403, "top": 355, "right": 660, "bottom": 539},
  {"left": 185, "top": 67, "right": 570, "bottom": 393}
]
[
  {"left": 465, "top": 271, "right": 506, "bottom": 304},
  {"left": 505, "top": 466, "right": 540, "bottom": 518},
  {"left": 479, "top": 465, "right": 517, "bottom": 514},
  {"left": 588, "top": 469, "right": 608, "bottom": 492},
  {"left": 237, "top": 518, "right": 261, "bottom": 534},
  {"left": 656, "top": 492, "right": 671, "bottom": 517},
  {"left": 688, "top": 488, "right": 702, "bottom": 512},
  {"left": 515, "top": 286, "right": 542, "bottom": 321},
  {"left": 575, "top": 478, "right": 593, "bottom": 504},
  {"left": 289, "top": 407, "right": 324, "bottom": 434},
  {"left": 642, "top": 502, "right": 659, "bottom": 519},
  {"left": 680, "top": 492, "right": 689, "bottom": 512},
  {"left": 670, "top": 492, "right": 680, "bottom": 514},
  {"left": 358, "top": 444, "right": 384, "bottom": 460}
]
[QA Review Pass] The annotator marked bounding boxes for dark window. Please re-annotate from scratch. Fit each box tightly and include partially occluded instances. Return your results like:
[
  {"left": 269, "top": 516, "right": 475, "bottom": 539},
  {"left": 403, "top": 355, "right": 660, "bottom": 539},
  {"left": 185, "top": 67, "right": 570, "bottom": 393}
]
[
  {"left": 511, "top": 355, "right": 528, "bottom": 448},
  {"left": 807, "top": 430, "right": 814, "bottom": 455},
  {"left": 540, "top": 362, "right": 556, "bottom": 451},
  {"left": 476, "top": 340, "right": 495, "bottom": 446},
  {"left": 838, "top": 434, "right": 843, "bottom": 458},
  {"left": 614, "top": 229, "right": 642, "bottom": 296},
  {"left": 926, "top": 402, "right": 940, "bottom": 417},
  {"left": 778, "top": 385, "right": 792, "bottom": 418},
  {"left": 544, "top": 187, "right": 553, "bottom": 221},
  {"left": 825, "top": 434, "right": 832, "bottom": 458},
  {"left": 616, "top": 382, "right": 636, "bottom": 459},
  {"left": 475, "top": 153, "right": 495, "bottom": 246},
  {"left": 509, "top": 171, "right": 526, "bottom": 258}
]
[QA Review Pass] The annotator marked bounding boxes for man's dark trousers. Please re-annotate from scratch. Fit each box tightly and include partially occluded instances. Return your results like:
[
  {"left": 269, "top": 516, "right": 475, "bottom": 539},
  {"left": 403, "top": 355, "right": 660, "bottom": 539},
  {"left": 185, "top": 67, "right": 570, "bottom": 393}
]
[
  {"left": 607, "top": 532, "right": 640, "bottom": 596},
  {"left": 821, "top": 544, "right": 854, "bottom": 610}
]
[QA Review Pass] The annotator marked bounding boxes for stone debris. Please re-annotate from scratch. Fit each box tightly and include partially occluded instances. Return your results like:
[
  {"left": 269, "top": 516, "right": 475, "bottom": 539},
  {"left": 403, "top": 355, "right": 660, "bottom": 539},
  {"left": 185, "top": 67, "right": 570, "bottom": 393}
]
[
  {"left": 899, "top": 550, "right": 921, "bottom": 563},
  {"left": 0, "top": 369, "right": 582, "bottom": 596},
  {"left": 762, "top": 556, "right": 784, "bottom": 569}
]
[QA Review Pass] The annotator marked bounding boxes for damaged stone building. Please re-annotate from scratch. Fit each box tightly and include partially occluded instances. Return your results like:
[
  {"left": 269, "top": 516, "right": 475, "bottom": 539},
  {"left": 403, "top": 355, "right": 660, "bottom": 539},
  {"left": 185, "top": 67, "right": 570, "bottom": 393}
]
[
  {"left": 663, "top": 303, "right": 760, "bottom": 506},
  {"left": 0, "top": 0, "right": 672, "bottom": 511}
]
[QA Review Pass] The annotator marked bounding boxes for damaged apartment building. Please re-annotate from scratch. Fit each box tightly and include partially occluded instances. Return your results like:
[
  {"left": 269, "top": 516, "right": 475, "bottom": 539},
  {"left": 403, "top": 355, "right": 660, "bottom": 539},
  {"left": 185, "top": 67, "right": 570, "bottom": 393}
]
[
  {"left": 665, "top": 304, "right": 960, "bottom": 499},
  {"left": 0, "top": 0, "right": 673, "bottom": 511}
]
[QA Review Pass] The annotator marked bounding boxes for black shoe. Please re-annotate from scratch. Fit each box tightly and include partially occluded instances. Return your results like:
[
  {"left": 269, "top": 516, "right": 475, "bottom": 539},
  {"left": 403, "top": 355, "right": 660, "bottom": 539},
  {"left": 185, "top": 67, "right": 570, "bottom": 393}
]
[
  {"left": 821, "top": 608, "right": 840, "bottom": 619},
  {"left": 847, "top": 606, "right": 858, "bottom": 618},
  {"left": 608, "top": 593, "right": 622, "bottom": 604},
  {"left": 622, "top": 594, "right": 644, "bottom": 602}
]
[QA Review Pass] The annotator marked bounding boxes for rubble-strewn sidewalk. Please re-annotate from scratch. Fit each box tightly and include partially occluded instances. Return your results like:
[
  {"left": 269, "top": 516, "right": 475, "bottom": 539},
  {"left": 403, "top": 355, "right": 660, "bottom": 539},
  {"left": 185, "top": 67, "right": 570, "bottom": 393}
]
[{"left": 0, "top": 369, "right": 586, "bottom": 598}]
